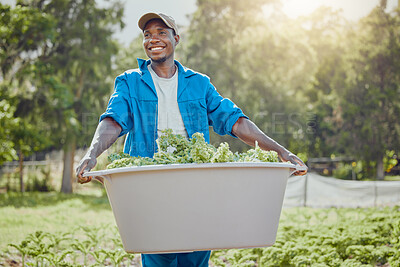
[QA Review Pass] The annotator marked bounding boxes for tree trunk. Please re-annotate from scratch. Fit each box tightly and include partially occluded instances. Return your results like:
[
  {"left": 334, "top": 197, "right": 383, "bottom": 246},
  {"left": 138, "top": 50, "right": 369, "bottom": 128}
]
[
  {"left": 376, "top": 155, "right": 384, "bottom": 180},
  {"left": 61, "top": 138, "right": 76, "bottom": 193},
  {"left": 19, "top": 149, "right": 24, "bottom": 193}
]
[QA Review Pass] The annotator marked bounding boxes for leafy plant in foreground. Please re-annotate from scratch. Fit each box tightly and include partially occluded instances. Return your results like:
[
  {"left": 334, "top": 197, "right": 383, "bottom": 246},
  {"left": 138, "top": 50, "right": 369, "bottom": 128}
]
[
  {"left": 3, "top": 208, "right": 400, "bottom": 266},
  {"left": 209, "top": 207, "right": 400, "bottom": 266},
  {"left": 4, "top": 223, "right": 137, "bottom": 266},
  {"left": 107, "top": 129, "right": 278, "bottom": 169}
]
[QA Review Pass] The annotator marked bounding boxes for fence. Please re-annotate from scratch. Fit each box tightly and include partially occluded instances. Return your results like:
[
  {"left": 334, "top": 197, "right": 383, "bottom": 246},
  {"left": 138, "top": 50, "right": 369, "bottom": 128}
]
[{"left": 283, "top": 172, "right": 400, "bottom": 208}]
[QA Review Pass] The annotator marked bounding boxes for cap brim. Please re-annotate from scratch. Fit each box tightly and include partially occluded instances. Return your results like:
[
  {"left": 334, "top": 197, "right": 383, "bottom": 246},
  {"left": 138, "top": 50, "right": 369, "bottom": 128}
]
[{"left": 138, "top": 13, "right": 174, "bottom": 32}]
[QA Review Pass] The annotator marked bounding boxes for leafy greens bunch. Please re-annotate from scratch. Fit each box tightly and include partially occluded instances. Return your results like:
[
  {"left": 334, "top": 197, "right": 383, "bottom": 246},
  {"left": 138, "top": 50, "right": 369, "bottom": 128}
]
[{"left": 107, "top": 129, "right": 278, "bottom": 169}]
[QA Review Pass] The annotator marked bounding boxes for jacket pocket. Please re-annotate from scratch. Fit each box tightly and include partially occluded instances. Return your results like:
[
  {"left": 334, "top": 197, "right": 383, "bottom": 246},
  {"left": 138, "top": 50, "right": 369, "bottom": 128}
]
[{"left": 180, "top": 99, "right": 208, "bottom": 134}]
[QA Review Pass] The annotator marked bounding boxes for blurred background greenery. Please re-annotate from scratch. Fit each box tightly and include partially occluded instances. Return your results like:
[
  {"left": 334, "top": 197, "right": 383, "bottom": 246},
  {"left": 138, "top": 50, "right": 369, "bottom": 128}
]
[{"left": 0, "top": 0, "right": 399, "bottom": 193}]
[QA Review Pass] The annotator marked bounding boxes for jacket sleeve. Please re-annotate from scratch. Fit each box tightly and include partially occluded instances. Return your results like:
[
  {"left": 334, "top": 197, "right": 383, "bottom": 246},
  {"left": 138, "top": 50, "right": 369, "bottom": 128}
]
[
  {"left": 99, "top": 75, "right": 134, "bottom": 137},
  {"left": 205, "top": 79, "right": 248, "bottom": 137}
]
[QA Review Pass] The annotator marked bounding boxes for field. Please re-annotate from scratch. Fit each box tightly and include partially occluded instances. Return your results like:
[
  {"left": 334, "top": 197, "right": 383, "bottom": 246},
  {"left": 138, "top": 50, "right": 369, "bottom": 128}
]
[{"left": 0, "top": 190, "right": 399, "bottom": 266}]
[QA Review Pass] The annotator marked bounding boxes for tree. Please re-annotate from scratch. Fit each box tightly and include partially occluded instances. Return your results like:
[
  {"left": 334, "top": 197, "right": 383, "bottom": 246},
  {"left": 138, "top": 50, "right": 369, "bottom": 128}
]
[
  {"left": 298, "top": 7, "right": 350, "bottom": 158},
  {"left": 2, "top": 0, "right": 124, "bottom": 193},
  {"left": 113, "top": 34, "right": 147, "bottom": 77},
  {"left": 0, "top": 2, "right": 55, "bottom": 83},
  {"left": 33, "top": 0, "right": 124, "bottom": 193},
  {"left": 182, "top": 0, "right": 315, "bottom": 153},
  {"left": 0, "top": 2, "right": 55, "bottom": 185},
  {"left": 340, "top": 5, "right": 400, "bottom": 179},
  {"left": 0, "top": 99, "right": 18, "bottom": 165},
  {"left": 11, "top": 119, "right": 50, "bottom": 192}
]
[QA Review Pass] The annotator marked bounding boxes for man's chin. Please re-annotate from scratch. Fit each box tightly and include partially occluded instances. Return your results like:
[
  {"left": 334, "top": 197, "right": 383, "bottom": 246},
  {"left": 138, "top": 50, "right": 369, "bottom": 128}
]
[{"left": 151, "top": 56, "right": 167, "bottom": 63}]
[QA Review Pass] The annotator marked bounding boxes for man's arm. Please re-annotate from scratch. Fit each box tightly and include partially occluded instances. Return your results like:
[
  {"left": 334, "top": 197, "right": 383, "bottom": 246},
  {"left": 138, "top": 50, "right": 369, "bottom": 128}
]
[
  {"left": 232, "top": 117, "right": 307, "bottom": 176},
  {"left": 76, "top": 117, "right": 122, "bottom": 183}
]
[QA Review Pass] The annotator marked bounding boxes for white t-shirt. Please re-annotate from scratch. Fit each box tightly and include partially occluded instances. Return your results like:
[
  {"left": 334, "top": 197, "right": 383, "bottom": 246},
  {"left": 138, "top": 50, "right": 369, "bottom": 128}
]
[{"left": 148, "top": 65, "right": 189, "bottom": 138}]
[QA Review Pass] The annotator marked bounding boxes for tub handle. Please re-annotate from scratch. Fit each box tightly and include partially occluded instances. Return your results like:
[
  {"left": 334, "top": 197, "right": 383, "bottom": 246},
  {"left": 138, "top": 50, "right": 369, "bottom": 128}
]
[
  {"left": 82, "top": 172, "right": 112, "bottom": 185},
  {"left": 290, "top": 165, "right": 308, "bottom": 176},
  {"left": 93, "top": 175, "right": 112, "bottom": 185}
]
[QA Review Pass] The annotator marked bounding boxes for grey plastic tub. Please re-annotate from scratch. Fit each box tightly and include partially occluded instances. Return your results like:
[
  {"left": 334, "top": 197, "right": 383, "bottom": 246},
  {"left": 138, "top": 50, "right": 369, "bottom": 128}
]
[{"left": 84, "top": 162, "right": 304, "bottom": 253}]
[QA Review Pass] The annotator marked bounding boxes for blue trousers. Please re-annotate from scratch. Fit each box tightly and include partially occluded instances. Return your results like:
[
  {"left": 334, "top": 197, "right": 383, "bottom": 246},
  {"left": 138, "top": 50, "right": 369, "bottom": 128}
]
[{"left": 141, "top": 251, "right": 211, "bottom": 267}]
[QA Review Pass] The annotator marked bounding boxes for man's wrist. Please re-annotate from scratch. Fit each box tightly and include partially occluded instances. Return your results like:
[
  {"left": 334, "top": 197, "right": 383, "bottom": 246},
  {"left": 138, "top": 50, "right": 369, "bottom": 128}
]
[
  {"left": 277, "top": 146, "right": 290, "bottom": 159},
  {"left": 86, "top": 149, "right": 98, "bottom": 160}
]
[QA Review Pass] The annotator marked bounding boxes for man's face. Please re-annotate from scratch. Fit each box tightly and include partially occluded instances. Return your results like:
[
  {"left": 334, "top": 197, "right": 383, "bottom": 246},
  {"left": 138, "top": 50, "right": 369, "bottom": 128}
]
[{"left": 143, "top": 19, "right": 179, "bottom": 63}]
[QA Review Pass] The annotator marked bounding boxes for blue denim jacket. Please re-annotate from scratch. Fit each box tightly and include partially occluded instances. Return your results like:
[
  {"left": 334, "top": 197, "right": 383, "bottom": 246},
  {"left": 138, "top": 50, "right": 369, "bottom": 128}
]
[{"left": 100, "top": 58, "right": 247, "bottom": 157}]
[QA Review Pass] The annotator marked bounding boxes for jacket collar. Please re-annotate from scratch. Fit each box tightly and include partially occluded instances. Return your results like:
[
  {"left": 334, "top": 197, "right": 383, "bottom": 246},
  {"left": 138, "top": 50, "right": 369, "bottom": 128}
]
[{"left": 137, "top": 58, "right": 196, "bottom": 100}]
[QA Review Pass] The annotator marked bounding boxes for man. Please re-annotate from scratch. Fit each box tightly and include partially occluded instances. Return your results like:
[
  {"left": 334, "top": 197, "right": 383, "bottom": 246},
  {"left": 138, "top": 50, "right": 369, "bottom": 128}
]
[{"left": 76, "top": 12, "right": 307, "bottom": 267}]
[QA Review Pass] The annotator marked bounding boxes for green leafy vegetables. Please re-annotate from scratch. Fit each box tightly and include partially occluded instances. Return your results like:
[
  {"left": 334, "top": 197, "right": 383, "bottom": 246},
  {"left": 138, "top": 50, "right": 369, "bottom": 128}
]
[{"left": 107, "top": 129, "right": 279, "bottom": 169}]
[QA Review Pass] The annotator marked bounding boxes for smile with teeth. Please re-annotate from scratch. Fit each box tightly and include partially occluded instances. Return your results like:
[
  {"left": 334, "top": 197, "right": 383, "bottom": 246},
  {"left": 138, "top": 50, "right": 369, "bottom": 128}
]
[{"left": 150, "top": 47, "right": 164, "bottom": 51}]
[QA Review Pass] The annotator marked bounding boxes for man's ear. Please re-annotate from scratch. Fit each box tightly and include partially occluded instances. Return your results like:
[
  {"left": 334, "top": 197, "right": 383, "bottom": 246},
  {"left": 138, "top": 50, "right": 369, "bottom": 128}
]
[{"left": 174, "top": 34, "right": 180, "bottom": 45}]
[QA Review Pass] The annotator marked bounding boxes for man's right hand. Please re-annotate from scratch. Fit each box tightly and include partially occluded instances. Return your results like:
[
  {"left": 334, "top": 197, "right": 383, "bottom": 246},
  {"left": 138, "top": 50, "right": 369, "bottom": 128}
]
[
  {"left": 76, "top": 156, "right": 97, "bottom": 184},
  {"left": 75, "top": 118, "right": 122, "bottom": 184}
]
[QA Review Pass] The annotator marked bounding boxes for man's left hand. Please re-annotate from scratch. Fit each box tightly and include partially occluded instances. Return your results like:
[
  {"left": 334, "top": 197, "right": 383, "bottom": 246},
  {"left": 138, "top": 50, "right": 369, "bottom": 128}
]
[{"left": 279, "top": 151, "right": 308, "bottom": 176}]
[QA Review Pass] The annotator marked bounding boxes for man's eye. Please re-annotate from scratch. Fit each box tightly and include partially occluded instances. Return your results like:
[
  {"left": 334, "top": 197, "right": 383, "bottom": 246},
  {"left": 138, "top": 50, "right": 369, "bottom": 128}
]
[{"left": 160, "top": 31, "right": 167, "bottom": 35}]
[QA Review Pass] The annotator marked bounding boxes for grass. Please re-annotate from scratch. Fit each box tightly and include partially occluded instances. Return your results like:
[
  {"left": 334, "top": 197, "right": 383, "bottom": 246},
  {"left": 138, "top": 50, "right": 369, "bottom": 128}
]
[
  {"left": 0, "top": 189, "right": 115, "bottom": 251},
  {"left": 385, "top": 175, "right": 400, "bottom": 181},
  {"left": 1, "top": 190, "right": 399, "bottom": 266}
]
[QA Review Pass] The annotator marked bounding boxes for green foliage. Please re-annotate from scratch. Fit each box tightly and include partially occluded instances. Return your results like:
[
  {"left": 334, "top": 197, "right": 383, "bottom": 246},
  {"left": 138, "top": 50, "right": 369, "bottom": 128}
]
[
  {"left": 384, "top": 150, "right": 398, "bottom": 173},
  {"left": 234, "top": 141, "right": 279, "bottom": 163},
  {"left": 0, "top": 191, "right": 130, "bottom": 265},
  {"left": 1, "top": 0, "right": 399, "bottom": 184},
  {"left": 12, "top": 119, "right": 52, "bottom": 157},
  {"left": 0, "top": 2, "right": 55, "bottom": 81},
  {"left": 157, "top": 128, "right": 192, "bottom": 160},
  {"left": 5, "top": 225, "right": 135, "bottom": 266},
  {"left": 183, "top": 0, "right": 315, "bottom": 154},
  {"left": 1, "top": 165, "right": 56, "bottom": 193},
  {"left": 210, "top": 207, "right": 400, "bottom": 266},
  {"left": 28, "top": 0, "right": 125, "bottom": 148},
  {"left": 332, "top": 161, "right": 364, "bottom": 180},
  {"left": 0, "top": 0, "right": 125, "bottom": 192},
  {"left": 107, "top": 152, "right": 132, "bottom": 163},
  {"left": 294, "top": 4, "right": 400, "bottom": 179},
  {"left": 25, "top": 167, "right": 55, "bottom": 192},
  {"left": 1, "top": 192, "right": 400, "bottom": 266},
  {"left": 187, "top": 132, "right": 216, "bottom": 163},
  {"left": 300, "top": 7, "right": 350, "bottom": 159},
  {"left": 0, "top": 191, "right": 109, "bottom": 208},
  {"left": 0, "top": 2, "right": 56, "bottom": 163},
  {"left": 0, "top": 99, "right": 18, "bottom": 164},
  {"left": 106, "top": 129, "right": 278, "bottom": 168},
  {"left": 334, "top": 7, "right": 400, "bottom": 178},
  {"left": 211, "top": 142, "right": 234, "bottom": 163},
  {"left": 113, "top": 35, "right": 147, "bottom": 77}
]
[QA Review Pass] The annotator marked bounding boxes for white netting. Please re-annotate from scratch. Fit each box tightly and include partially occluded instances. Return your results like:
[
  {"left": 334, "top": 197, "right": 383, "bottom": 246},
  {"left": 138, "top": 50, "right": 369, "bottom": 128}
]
[{"left": 283, "top": 172, "right": 400, "bottom": 208}]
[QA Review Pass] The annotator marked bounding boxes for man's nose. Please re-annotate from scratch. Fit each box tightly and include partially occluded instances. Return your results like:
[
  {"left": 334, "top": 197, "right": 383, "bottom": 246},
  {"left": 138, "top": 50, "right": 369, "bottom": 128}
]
[{"left": 149, "top": 34, "right": 161, "bottom": 43}]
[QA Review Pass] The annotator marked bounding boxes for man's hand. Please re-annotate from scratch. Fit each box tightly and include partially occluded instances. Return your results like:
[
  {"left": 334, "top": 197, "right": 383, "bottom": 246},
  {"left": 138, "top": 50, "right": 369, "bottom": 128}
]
[
  {"left": 76, "top": 155, "right": 97, "bottom": 184},
  {"left": 75, "top": 117, "right": 122, "bottom": 184},
  {"left": 232, "top": 117, "right": 308, "bottom": 176},
  {"left": 278, "top": 150, "right": 308, "bottom": 176}
]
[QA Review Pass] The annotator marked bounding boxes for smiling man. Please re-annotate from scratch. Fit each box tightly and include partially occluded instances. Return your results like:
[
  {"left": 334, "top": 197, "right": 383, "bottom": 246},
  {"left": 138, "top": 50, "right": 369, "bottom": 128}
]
[
  {"left": 76, "top": 12, "right": 307, "bottom": 267},
  {"left": 141, "top": 13, "right": 178, "bottom": 65}
]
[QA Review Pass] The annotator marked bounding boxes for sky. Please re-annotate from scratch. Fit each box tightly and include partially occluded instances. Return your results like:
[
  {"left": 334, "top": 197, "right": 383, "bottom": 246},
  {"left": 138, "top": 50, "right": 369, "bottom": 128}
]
[
  {"left": 281, "top": 0, "right": 398, "bottom": 19},
  {"left": 97, "top": 0, "right": 198, "bottom": 45},
  {"left": 2, "top": 0, "right": 399, "bottom": 45},
  {"left": 102, "top": 0, "right": 399, "bottom": 45}
]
